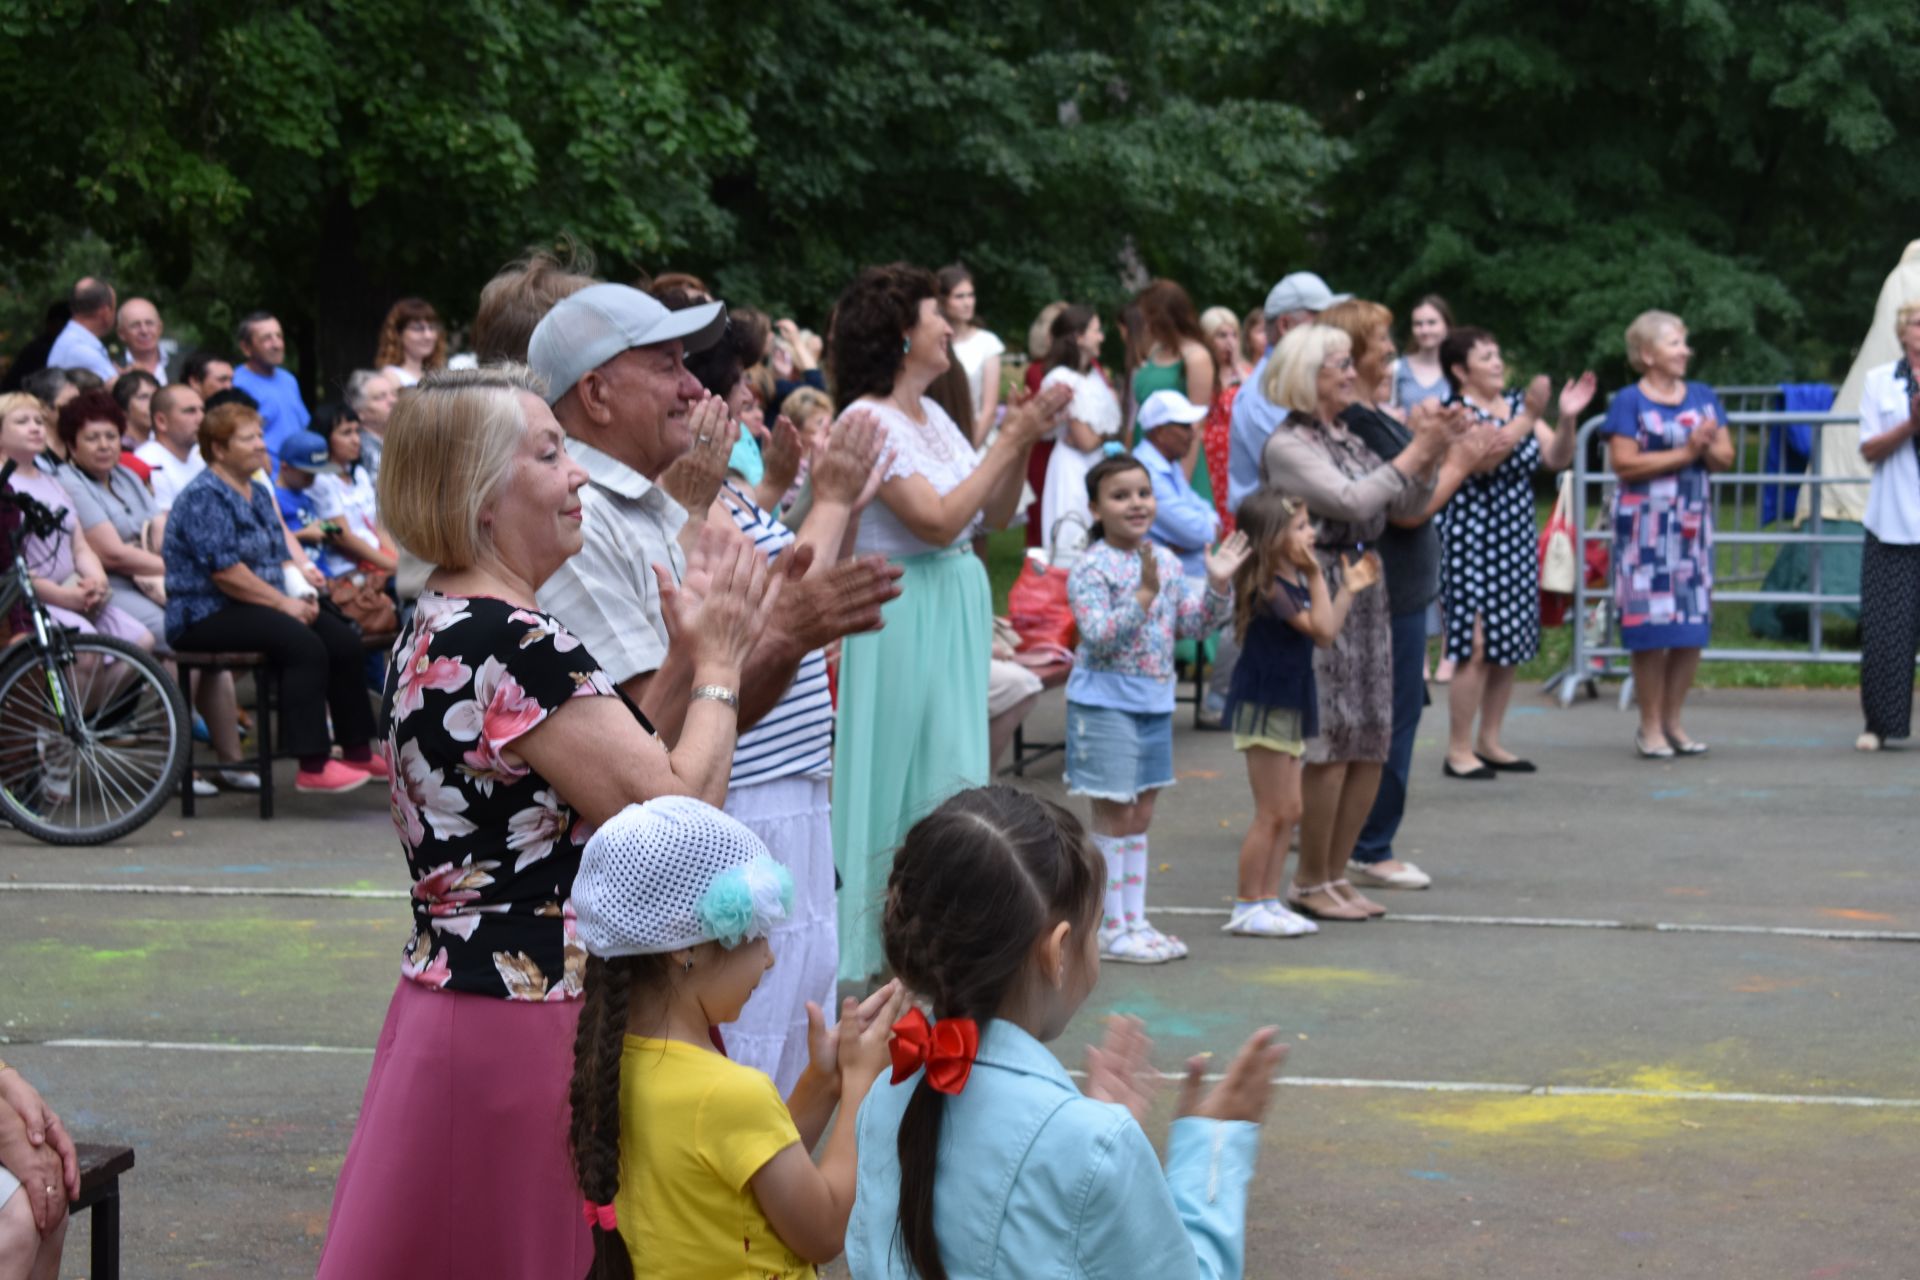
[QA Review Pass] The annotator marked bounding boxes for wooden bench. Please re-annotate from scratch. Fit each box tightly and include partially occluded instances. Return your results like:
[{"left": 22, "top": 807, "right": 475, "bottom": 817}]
[
  {"left": 72, "top": 1142, "right": 135, "bottom": 1280},
  {"left": 174, "top": 631, "right": 395, "bottom": 820}
]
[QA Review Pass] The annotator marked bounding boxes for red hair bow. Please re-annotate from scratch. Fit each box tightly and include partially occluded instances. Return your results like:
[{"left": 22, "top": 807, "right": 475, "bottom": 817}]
[
  {"left": 582, "top": 1200, "right": 618, "bottom": 1232},
  {"left": 889, "top": 1007, "right": 980, "bottom": 1094}
]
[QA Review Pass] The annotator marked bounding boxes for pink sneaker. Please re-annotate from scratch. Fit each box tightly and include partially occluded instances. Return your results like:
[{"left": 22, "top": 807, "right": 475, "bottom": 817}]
[
  {"left": 351, "top": 752, "right": 392, "bottom": 782},
  {"left": 296, "top": 759, "right": 372, "bottom": 794}
]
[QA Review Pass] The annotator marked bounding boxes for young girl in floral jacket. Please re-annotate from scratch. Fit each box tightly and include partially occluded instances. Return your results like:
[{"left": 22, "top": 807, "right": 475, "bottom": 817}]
[{"left": 1065, "top": 451, "right": 1250, "bottom": 964}]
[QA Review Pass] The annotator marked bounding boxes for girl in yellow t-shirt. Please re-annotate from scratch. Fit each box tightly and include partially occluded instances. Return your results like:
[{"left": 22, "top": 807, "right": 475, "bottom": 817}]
[{"left": 567, "top": 796, "right": 904, "bottom": 1279}]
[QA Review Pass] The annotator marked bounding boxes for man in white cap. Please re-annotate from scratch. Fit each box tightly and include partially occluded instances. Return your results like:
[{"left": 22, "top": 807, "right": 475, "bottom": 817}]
[
  {"left": 1133, "top": 389, "right": 1219, "bottom": 577},
  {"left": 531, "top": 283, "right": 901, "bottom": 745}
]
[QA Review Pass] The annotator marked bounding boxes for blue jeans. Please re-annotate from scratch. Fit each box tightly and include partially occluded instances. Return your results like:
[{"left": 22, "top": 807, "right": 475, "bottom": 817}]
[{"left": 1353, "top": 607, "right": 1429, "bottom": 864}]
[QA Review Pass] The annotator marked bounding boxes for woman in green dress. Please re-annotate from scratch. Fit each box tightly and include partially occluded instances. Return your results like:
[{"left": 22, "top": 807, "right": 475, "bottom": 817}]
[{"left": 826, "top": 263, "right": 1070, "bottom": 981}]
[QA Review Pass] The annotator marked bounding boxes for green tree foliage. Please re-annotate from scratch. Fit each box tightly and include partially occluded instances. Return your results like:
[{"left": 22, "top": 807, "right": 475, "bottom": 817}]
[
  {"left": 1, "top": 0, "right": 1915, "bottom": 389},
  {"left": 1298, "top": 0, "right": 1920, "bottom": 381}
]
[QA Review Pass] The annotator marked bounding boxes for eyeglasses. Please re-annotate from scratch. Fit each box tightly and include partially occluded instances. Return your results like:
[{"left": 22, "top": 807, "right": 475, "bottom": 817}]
[
  {"left": 404, "top": 321, "right": 438, "bottom": 334},
  {"left": 1322, "top": 357, "right": 1354, "bottom": 371}
]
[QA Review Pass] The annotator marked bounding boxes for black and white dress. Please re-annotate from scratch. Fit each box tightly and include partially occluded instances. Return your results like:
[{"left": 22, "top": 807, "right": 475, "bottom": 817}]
[{"left": 1439, "top": 391, "right": 1542, "bottom": 666}]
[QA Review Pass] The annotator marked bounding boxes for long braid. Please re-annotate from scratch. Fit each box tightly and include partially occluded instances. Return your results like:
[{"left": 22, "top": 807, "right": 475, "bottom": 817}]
[
  {"left": 568, "top": 955, "right": 641, "bottom": 1280},
  {"left": 881, "top": 786, "right": 1103, "bottom": 1280}
]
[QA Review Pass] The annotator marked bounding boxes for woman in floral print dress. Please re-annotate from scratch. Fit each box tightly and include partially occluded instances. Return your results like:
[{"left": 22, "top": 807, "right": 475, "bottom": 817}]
[{"left": 317, "top": 368, "right": 776, "bottom": 1279}]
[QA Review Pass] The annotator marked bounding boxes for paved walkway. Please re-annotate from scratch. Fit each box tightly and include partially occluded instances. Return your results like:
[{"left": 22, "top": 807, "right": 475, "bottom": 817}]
[{"left": 2, "top": 685, "right": 1914, "bottom": 1276}]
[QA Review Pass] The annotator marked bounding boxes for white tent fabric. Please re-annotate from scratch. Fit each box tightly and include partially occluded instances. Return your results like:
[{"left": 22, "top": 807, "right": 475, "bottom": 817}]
[{"left": 1810, "top": 239, "right": 1920, "bottom": 523}]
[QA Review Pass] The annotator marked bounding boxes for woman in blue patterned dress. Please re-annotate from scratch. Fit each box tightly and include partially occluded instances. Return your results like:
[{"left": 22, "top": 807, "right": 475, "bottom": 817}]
[
  {"left": 1598, "top": 311, "right": 1732, "bottom": 758},
  {"left": 1436, "top": 327, "right": 1594, "bottom": 779}
]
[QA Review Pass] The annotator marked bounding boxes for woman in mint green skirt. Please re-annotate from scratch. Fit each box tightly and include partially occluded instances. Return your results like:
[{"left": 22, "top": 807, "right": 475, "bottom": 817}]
[{"left": 827, "top": 263, "right": 1069, "bottom": 981}]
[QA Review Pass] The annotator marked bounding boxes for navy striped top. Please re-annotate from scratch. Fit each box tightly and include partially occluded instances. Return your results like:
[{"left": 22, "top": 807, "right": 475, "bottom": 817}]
[{"left": 721, "top": 481, "right": 834, "bottom": 787}]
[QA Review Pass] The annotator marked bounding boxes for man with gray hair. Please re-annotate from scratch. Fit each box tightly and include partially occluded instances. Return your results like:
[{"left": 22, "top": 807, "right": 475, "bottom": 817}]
[
  {"left": 530, "top": 283, "right": 901, "bottom": 744},
  {"left": 45, "top": 277, "right": 120, "bottom": 383}
]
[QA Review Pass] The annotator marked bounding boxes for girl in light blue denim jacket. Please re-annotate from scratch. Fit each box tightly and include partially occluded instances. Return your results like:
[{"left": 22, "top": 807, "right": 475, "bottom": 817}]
[{"left": 845, "top": 785, "right": 1287, "bottom": 1280}]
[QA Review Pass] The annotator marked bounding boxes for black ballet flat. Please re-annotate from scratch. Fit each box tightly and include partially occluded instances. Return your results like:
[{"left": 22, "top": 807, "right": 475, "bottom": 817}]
[
  {"left": 1442, "top": 761, "right": 1497, "bottom": 780},
  {"left": 1475, "top": 756, "right": 1537, "bottom": 773}
]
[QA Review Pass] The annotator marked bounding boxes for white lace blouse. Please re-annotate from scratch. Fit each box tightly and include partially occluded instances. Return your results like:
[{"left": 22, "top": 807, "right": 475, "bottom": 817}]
[{"left": 847, "top": 397, "right": 984, "bottom": 558}]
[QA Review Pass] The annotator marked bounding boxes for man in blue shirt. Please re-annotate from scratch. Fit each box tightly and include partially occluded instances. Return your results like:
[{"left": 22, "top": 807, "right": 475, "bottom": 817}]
[
  {"left": 45, "top": 277, "right": 120, "bottom": 383},
  {"left": 231, "top": 310, "right": 310, "bottom": 464},
  {"left": 1225, "top": 270, "right": 1351, "bottom": 510},
  {"left": 1133, "top": 389, "right": 1218, "bottom": 576}
]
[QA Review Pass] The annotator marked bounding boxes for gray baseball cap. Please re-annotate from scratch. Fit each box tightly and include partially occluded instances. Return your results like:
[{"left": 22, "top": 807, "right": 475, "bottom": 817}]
[
  {"left": 528, "top": 283, "right": 727, "bottom": 406},
  {"left": 1263, "top": 271, "right": 1351, "bottom": 319}
]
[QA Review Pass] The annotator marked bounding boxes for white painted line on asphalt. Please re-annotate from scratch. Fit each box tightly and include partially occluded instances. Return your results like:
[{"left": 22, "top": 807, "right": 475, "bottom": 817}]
[
  {"left": 1154, "top": 905, "right": 1920, "bottom": 943},
  {"left": 0, "top": 881, "right": 406, "bottom": 900},
  {"left": 35, "top": 1038, "right": 372, "bottom": 1055},
  {"left": 5, "top": 882, "right": 1916, "bottom": 942},
  {"left": 19, "top": 1038, "right": 1920, "bottom": 1108}
]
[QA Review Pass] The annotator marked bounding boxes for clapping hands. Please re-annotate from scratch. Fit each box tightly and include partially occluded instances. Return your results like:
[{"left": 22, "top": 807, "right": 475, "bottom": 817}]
[
  {"left": 1203, "top": 530, "right": 1253, "bottom": 592},
  {"left": 1340, "top": 550, "right": 1384, "bottom": 592}
]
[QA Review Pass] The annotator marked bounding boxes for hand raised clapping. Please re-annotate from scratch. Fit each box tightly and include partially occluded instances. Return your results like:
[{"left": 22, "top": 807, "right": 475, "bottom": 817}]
[
  {"left": 810, "top": 408, "right": 893, "bottom": 511},
  {"left": 1084, "top": 1015, "right": 1159, "bottom": 1126},
  {"left": 1203, "top": 530, "right": 1253, "bottom": 592},
  {"left": 656, "top": 395, "right": 738, "bottom": 516}
]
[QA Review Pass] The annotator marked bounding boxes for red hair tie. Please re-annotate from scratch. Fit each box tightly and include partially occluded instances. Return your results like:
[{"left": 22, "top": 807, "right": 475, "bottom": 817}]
[
  {"left": 582, "top": 1199, "right": 618, "bottom": 1232},
  {"left": 888, "top": 1007, "right": 980, "bottom": 1095}
]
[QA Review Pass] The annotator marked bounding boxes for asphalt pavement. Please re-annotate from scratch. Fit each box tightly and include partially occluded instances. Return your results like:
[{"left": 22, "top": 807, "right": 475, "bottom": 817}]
[{"left": 2, "top": 684, "right": 1915, "bottom": 1277}]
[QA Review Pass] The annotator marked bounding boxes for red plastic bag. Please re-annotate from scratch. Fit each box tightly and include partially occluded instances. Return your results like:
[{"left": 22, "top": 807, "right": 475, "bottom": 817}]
[{"left": 1007, "top": 556, "right": 1077, "bottom": 652}]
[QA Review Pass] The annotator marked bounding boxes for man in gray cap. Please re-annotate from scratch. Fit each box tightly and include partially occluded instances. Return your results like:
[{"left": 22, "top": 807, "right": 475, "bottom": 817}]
[
  {"left": 1227, "top": 271, "right": 1351, "bottom": 510},
  {"left": 531, "top": 283, "right": 900, "bottom": 743},
  {"left": 1201, "top": 271, "right": 1350, "bottom": 727}
]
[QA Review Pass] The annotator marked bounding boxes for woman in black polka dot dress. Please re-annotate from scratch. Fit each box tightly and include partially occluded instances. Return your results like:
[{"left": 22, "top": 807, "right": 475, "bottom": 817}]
[{"left": 1435, "top": 326, "right": 1595, "bottom": 779}]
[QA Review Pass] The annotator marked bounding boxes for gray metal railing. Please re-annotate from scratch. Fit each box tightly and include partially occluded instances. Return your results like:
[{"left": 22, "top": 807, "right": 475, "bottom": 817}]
[{"left": 1551, "top": 410, "right": 1866, "bottom": 708}]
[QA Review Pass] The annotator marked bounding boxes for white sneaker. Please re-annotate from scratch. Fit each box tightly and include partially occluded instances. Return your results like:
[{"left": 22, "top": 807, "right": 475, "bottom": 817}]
[
  {"left": 1262, "top": 898, "right": 1318, "bottom": 935},
  {"left": 1224, "top": 903, "right": 1311, "bottom": 938},
  {"left": 191, "top": 776, "right": 219, "bottom": 797},
  {"left": 214, "top": 768, "right": 262, "bottom": 791},
  {"left": 1103, "top": 928, "right": 1171, "bottom": 965},
  {"left": 1348, "top": 860, "right": 1432, "bottom": 890},
  {"left": 1134, "top": 920, "right": 1188, "bottom": 960},
  {"left": 36, "top": 731, "right": 72, "bottom": 804}
]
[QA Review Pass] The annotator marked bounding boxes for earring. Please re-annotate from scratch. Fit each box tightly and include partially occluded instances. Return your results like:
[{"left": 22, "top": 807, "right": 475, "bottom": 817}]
[
  {"left": 682, "top": 958, "right": 693, "bottom": 974},
  {"left": 903, "top": 338, "right": 912, "bottom": 355}
]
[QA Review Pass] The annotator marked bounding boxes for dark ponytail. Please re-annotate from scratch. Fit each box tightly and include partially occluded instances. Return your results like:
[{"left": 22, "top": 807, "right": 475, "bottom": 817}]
[
  {"left": 568, "top": 953, "right": 668, "bottom": 1280},
  {"left": 1082, "top": 451, "right": 1149, "bottom": 545},
  {"left": 881, "top": 785, "right": 1105, "bottom": 1280}
]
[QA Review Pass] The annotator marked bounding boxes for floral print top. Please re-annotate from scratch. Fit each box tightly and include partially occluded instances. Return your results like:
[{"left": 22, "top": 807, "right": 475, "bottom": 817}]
[
  {"left": 383, "top": 592, "right": 636, "bottom": 1000},
  {"left": 1064, "top": 540, "right": 1232, "bottom": 714}
]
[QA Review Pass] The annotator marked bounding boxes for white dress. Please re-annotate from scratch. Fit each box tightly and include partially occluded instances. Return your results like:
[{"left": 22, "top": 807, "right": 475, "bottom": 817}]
[
  {"left": 950, "top": 328, "right": 1006, "bottom": 421},
  {"left": 1038, "top": 366, "right": 1122, "bottom": 567}
]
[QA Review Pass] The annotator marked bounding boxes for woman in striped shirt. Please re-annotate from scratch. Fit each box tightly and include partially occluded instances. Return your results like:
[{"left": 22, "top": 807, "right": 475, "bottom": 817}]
[{"left": 671, "top": 290, "right": 892, "bottom": 1091}]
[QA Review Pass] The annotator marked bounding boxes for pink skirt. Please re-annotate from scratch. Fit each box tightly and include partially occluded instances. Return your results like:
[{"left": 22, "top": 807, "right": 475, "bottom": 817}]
[{"left": 316, "top": 980, "right": 591, "bottom": 1279}]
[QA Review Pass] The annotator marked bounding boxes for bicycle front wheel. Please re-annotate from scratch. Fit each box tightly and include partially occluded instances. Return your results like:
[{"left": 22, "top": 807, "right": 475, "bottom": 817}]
[{"left": 0, "top": 634, "right": 190, "bottom": 845}]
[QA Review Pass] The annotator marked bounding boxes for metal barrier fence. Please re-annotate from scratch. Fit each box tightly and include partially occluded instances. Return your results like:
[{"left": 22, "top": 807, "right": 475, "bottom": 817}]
[
  {"left": 1711, "top": 385, "right": 1804, "bottom": 585},
  {"left": 1550, "top": 410, "right": 1867, "bottom": 708}
]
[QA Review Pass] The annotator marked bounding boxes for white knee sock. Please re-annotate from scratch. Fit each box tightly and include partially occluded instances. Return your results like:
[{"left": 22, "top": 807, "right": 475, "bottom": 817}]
[
  {"left": 1122, "top": 835, "right": 1149, "bottom": 926},
  {"left": 1093, "top": 834, "right": 1126, "bottom": 932}
]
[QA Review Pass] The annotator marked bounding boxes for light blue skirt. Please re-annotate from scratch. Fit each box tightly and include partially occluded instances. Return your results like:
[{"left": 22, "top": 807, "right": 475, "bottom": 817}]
[{"left": 831, "top": 546, "right": 991, "bottom": 982}]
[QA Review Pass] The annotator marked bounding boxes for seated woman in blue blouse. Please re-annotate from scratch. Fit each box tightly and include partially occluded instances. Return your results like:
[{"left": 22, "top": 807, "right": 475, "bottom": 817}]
[{"left": 161, "top": 401, "right": 380, "bottom": 794}]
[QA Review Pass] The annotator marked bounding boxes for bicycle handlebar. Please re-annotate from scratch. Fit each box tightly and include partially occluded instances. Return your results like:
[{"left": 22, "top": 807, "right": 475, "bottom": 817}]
[{"left": 0, "top": 459, "right": 72, "bottom": 541}]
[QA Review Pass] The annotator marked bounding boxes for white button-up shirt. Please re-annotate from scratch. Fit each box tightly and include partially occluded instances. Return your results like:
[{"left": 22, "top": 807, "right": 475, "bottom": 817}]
[
  {"left": 46, "top": 319, "right": 120, "bottom": 382},
  {"left": 1860, "top": 360, "right": 1920, "bottom": 544},
  {"left": 534, "top": 438, "right": 687, "bottom": 686}
]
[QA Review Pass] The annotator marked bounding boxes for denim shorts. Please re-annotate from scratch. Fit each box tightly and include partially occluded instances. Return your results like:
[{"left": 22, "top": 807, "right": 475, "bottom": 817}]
[{"left": 1065, "top": 702, "right": 1175, "bottom": 803}]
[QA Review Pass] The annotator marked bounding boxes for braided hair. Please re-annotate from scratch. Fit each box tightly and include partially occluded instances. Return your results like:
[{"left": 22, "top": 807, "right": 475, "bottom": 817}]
[
  {"left": 880, "top": 786, "right": 1104, "bottom": 1280},
  {"left": 567, "top": 953, "right": 669, "bottom": 1280}
]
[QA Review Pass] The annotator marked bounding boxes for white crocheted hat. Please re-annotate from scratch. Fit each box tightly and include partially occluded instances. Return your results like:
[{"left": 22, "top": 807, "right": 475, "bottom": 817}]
[{"left": 573, "top": 796, "right": 794, "bottom": 958}]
